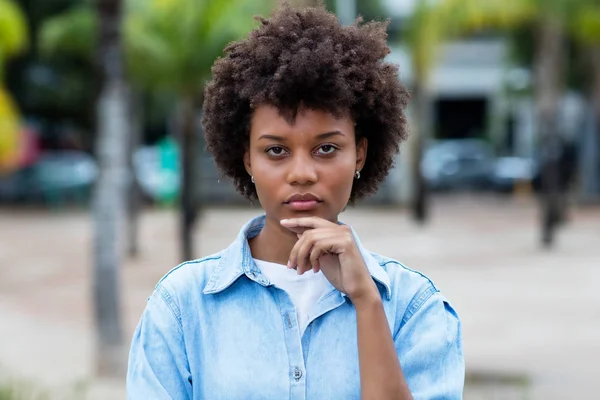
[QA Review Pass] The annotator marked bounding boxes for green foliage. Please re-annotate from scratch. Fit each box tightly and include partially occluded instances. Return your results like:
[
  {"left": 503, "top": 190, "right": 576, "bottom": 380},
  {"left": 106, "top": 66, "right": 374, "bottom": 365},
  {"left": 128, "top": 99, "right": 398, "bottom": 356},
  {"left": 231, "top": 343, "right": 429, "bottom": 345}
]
[
  {"left": 0, "top": 0, "right": 29, "bottom": 59},
  {"left": 323, "top": 0, "right": 389, "bottom": 22},
  {"left": 571, "top": 3, "right": 600, "bottom": 45},
  {"left": 39, "top": 0, "right": 273, "bottom": 96},
  {"left": 125, "top": 0, "right": 272, "bottom": 93},
  {"left": 0, "top": 368, "right": 89, "bottom": 400},
  {"left": 38, "top": 5, "right": 97, "bottom": 61},
  {"left": 0, "top": 0, "right": 29, "bottom": 79},
  {"left": 404, "top": 0, "right": 444, "bottom": 78},
  {"left": 405, "top": 0, "right": 600, "bottom": 80},
  {"left": 0, "top": 378, "right": 49, "bottom": 400}
]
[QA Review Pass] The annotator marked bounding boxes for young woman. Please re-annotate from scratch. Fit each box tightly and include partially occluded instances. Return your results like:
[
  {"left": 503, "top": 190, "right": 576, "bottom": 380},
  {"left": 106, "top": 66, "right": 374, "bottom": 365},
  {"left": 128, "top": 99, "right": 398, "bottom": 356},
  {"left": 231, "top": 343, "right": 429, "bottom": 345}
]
[{"left": 127, "top": 5, "right": 464, "bottom": 400}]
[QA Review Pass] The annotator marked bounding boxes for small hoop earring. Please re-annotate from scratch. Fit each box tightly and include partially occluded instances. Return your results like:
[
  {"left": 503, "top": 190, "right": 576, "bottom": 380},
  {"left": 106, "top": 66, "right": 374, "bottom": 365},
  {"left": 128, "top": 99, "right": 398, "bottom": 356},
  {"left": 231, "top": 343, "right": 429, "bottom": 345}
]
[
  {"left": 355, "top": 170, "right": 361, "bottom": 180},
  {"left": 251, "top": 176, "right": 255, "bottom": 184}
]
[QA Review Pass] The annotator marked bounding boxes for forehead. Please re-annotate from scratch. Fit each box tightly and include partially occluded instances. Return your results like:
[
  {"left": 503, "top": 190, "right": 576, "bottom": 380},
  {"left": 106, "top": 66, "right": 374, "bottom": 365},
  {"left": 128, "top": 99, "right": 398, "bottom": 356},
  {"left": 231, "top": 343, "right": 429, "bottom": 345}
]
[{"left": 250, "top": 104, "right": 354, "bottom": 137}]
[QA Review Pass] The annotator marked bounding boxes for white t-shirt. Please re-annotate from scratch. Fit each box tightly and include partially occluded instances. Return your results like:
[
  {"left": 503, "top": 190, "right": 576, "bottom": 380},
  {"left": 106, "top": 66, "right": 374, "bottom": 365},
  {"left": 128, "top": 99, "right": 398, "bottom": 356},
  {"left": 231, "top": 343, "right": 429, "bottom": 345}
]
[{"left": 253, "top": 259, "right": 330, "bottom": 335}]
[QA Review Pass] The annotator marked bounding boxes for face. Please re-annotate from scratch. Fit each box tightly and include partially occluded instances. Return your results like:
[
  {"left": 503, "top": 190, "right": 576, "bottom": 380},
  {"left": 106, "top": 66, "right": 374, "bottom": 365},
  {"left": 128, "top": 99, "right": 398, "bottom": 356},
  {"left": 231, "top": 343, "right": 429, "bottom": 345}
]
[{"left": 244, "top": 104, "right": 367, "bottom": 223}]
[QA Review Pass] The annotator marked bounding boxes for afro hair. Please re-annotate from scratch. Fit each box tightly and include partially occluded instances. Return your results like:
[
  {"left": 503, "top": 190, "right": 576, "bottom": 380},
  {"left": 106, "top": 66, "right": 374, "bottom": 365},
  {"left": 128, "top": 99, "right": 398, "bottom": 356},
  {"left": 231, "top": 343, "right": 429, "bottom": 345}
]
[{"left": 202, "top": 3, "right": 410, "bottom": 203}]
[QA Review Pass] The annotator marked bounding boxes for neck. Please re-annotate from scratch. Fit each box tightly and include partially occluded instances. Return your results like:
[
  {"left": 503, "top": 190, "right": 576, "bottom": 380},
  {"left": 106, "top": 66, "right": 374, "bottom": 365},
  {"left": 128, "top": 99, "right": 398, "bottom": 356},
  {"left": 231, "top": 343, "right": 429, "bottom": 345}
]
[{"left": 249, "top": 215, "right": 299, "bottom": 266}]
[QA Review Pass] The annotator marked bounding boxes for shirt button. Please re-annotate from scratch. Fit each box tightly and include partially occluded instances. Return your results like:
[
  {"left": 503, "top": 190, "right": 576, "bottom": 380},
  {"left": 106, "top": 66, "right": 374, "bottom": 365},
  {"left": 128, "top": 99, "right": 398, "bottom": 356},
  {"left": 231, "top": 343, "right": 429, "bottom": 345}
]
[{"left": 293, "top": 367, "right": 303, "bottom": 381}]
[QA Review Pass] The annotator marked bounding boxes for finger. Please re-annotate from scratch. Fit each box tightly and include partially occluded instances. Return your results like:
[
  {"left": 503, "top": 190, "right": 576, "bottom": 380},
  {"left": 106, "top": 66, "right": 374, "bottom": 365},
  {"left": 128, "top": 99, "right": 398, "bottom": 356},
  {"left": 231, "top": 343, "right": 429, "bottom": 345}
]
[
  {"left": 296, "top": 235, "right": 316, "bottom": 274},
  {"left": 288, "top": 233, "right": 308, "bottom": 271},
  {"left": 280, "top": 217, "right": 335, "bottom": 233},
  {"left": 309, "top": 242, "right": 325, "bottom": 273},
  {"left": 306, "top": 231, "right": 338, "bottom": 272},
  {"left": 298, "top": 230, "right": 338, "bottom": 274},
  {"left": 289, "top": 229, "right": 335, "bottom": 271}
]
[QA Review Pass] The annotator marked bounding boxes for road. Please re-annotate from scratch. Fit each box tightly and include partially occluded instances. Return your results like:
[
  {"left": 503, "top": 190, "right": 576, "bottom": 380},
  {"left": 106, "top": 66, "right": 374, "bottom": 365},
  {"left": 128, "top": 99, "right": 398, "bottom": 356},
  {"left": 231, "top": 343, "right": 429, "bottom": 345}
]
[{"left": 0, "top": 195, "right": 598, "bottom": 399}]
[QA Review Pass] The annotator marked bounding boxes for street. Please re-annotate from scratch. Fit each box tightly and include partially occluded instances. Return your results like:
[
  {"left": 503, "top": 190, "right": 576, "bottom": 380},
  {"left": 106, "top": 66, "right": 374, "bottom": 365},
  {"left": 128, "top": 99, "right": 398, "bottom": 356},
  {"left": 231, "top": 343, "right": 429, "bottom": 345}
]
[{"left": 0, "top": 195, "right": 599, "bottom": 399}]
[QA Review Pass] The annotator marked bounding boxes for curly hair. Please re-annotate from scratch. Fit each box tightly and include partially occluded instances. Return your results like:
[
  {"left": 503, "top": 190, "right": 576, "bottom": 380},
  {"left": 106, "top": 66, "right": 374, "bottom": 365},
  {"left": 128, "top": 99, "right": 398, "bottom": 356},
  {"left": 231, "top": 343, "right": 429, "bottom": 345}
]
[{"left": 202, "top": 3, "right": 410, "bottom": 203}]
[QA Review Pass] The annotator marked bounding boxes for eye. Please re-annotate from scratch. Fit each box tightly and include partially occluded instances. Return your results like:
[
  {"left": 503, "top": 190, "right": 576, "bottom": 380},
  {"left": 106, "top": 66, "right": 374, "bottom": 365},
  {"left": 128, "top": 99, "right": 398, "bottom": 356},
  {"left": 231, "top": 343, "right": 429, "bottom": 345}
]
[
  {"left": 266, "top": 146, "right": 287, "bottom": 157},
  {"left": 315, "top": 144, "right": 338, "bottom": 156}
]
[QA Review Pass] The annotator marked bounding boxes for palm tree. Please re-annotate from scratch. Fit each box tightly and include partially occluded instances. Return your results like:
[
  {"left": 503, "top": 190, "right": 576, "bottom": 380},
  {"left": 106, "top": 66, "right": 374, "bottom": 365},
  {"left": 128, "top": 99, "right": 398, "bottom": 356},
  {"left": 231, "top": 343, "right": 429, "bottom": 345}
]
[
  {"left": 39, "top": 2, "right": 144, "bottom": 258},
  {"left": 126, "top": 0, "right": 272, "bottom": 261},
  {"left": 404, "top": 0, "right": 535, "bottom": 224},
  {"left": 408, "top": 0, "right": 577, "bottom": 246},
  {"left": 572, "top": 2, "right": 600, "bottom": 203},
  {"left": 403, "top": 1, "right": 445, "bottom": 223},
  {"left": 93, "top": 0, "right": 128, "bottom": 377},
  {"left": 40, "top": 0, "right": 272, "bottom": 262},
  {"left": 0, "top": 0, "right": 28, "bottom": 173}
]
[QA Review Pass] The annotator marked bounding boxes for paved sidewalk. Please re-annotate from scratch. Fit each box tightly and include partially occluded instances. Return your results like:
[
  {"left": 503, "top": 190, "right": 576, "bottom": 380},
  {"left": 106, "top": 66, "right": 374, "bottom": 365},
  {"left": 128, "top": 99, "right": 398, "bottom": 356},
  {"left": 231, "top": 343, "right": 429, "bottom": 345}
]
[{"left": 0, "top": 196, "right": 598, "bottom": 399}]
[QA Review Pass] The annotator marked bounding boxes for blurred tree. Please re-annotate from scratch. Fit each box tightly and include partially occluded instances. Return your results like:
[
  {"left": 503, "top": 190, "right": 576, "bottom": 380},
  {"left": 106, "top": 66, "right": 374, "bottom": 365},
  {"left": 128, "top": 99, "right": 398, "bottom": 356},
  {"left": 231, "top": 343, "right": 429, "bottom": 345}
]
[
  {"left": 572, "top": 2, "right": 600, "bottom": 203},
  {"left": 0, "top": 83, "right": 21, "bottom": 173},
  {"left": 5, "top": 0, "right": 97, "bottom": 153},
  {"left": 39, "top": 2, "right": 142, "bottom": 258},
  {"left": 0, "top": 0, "right": 28, "bottom": 173},
  {"left": 324, "top": 0, "right": 388, "bottom": 23},
  {"left": 126, "top": 0, "right": 272, "bottom": 261},
  {"left": 406, "top": 0, "right": 582, "bottom": 247},
  {"left": 404, "top": 1, "right": 442, "bottom": 224},
  {"left": 0, "top": 0, "right": 28, "bottom": 75},
  {"left": 403, "top": 0, "right": 534, "bottom": 224},
  {"left": 92, "top": 0, "right": 128, "bottom": 376},
  {"left": 40, "top": 0, "right": 272, "bottom": 261}
]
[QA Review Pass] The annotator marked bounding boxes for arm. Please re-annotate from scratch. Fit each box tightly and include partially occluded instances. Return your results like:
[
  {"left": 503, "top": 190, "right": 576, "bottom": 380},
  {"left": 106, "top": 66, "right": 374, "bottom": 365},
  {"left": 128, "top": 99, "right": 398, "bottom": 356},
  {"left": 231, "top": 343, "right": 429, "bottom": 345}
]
[
  {"left": 354, "top": 289, "right": 413, "bottom": 400},
  {"left": 280, "top": 218, "right": 463, "bottom": 398},
  {"left": 394, "top": 287, "right": 464, "bottom": 400},
  {"left": 127, "top": 285, "right": 192, "bottom": 400},
  {"left": 281, "top": 217, "right": 414, "bottom": 399}
]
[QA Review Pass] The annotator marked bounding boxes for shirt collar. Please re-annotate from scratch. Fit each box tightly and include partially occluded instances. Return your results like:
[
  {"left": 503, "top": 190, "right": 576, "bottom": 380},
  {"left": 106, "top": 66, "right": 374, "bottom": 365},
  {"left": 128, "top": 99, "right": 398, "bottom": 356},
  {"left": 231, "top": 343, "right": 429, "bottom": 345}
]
[{"left": 203, "top": 215, "right": 391, "bottom": 300}]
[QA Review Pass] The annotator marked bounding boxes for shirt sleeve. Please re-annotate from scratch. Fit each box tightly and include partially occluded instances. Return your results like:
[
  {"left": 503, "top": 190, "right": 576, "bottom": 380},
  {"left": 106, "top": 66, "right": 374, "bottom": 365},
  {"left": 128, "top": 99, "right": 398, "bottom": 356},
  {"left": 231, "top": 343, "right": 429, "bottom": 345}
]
[
  {"left": 395, "top": 286, "right": 465, "bottom": 400},
  {"left": 127, "top": 284, "right": 192, "bottom": 400}
]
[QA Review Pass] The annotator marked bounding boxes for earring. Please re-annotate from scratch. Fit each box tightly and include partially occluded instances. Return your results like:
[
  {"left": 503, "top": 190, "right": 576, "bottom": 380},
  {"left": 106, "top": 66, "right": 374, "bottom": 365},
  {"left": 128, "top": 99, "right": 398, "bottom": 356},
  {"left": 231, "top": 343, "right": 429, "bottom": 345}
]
[
  {"left": 251, "top": 176, "right": 255, "bottom": 184},
  {"left": 355, "top": 170, "right": 361, "bottom": 180}
]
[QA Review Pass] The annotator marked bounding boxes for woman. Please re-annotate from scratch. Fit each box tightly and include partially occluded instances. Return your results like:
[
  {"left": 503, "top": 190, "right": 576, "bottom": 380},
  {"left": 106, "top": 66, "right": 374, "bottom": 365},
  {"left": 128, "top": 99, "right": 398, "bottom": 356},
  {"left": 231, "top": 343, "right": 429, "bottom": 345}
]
[{"left": 127, "top": 4, "right": 464, "bottom": 400}]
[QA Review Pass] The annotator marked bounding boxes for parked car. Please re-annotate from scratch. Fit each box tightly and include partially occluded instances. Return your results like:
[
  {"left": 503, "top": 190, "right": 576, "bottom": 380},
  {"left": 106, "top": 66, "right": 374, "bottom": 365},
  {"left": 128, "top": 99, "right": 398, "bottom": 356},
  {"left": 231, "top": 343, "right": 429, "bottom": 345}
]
[
  {"left": 133, "top": 139, "right": 244, "bottom": 205},
  {"left": 490, "top": 156, "right": 536, "bottom": 193},
  {"left": 0, "top": 150, "right": 98, "bottom": 204},
  {"left": 422, "top": 139, "right": 495, "bottom": 191}
]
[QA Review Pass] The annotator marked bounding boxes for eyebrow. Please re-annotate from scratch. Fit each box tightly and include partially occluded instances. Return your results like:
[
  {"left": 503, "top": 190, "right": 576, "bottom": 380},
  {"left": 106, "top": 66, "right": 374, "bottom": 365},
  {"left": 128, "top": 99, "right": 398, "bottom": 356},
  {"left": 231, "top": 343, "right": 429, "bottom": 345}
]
[{"left": 258, "top": 130, "right": 344, "bottom": 141}]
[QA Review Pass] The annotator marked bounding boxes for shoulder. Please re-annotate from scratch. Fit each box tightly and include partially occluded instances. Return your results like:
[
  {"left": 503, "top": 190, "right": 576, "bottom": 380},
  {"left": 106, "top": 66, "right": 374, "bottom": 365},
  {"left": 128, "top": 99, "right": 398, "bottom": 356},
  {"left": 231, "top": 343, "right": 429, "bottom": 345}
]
[
  {"left": 371, "top": 252, "right": 439, "bottom": 297},
  {"left": 369, "top": 253, "right": 454, "bottom": 327},
  {"left": 153, "top": 251, "right": 225, "bottom": 304}
]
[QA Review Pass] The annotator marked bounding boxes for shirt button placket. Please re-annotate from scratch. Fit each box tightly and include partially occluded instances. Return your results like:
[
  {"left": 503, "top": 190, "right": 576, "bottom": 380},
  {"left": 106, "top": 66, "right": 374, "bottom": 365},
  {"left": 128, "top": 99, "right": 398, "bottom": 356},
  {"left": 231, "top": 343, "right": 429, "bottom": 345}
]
[{"left": 293, "top": 367, "right": 303, "bottom": 382}]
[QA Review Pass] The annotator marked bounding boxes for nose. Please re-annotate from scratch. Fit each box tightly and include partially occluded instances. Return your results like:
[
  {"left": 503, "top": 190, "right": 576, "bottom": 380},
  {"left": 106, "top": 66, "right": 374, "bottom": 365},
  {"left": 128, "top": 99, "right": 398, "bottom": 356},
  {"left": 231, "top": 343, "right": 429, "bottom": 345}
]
[{"left": 286, "top": 153, "right": 317, "bottom": 185}]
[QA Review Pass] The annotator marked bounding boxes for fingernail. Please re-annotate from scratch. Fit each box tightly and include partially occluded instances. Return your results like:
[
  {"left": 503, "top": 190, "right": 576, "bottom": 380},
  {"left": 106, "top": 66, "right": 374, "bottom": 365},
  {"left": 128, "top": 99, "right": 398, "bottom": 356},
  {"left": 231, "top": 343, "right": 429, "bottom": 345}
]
[{"left": 287, "top": 260, "right": 291, "bottom": 269}]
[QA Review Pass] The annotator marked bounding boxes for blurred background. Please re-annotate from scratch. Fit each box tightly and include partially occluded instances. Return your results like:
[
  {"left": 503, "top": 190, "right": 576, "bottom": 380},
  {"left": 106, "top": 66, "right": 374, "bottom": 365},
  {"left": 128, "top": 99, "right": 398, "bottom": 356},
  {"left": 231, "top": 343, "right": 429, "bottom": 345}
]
[{"left": 0, "top": 0, "right": 599, "bottom": 398}]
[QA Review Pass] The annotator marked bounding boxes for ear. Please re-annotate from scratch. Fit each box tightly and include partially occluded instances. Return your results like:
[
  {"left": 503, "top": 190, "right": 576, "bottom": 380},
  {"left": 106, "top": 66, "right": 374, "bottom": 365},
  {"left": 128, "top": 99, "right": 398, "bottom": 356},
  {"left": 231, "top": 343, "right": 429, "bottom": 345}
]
[
  {"left": 355, "top": 137, "right": 367, "bottom": 172},
  {"left": 243, "top": 147, "right": 252, "bottom": 177}
]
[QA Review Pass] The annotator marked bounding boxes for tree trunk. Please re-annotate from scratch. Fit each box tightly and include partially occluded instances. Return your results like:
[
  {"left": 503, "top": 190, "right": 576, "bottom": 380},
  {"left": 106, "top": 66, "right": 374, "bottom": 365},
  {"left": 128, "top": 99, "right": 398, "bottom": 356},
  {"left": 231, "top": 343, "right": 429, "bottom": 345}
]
[
  {"left": 92, "top": 0, "right": 127, "bottom": 377},
  {"left": 179, "top": 94, "right": 198, "bottom": 262},
  {"left": 411, "top": 78, "right": 429, "bottom": 224},
  {"left": 127, "top": 90, "right": 143, "bottom": 258},
  {"left": 590, "top": 46, "right": 600, "bottom": 201},
  {"left": 534, "top": 17, "right": 564, "bottom": 248}
]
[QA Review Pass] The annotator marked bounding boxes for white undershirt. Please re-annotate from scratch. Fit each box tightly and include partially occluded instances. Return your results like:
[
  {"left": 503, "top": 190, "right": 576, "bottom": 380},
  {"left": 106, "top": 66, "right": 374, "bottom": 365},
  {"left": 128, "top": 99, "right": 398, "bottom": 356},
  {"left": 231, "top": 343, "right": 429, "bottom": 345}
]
[{"left": 253, "top": 259, "right": 330, "bottom": 335}]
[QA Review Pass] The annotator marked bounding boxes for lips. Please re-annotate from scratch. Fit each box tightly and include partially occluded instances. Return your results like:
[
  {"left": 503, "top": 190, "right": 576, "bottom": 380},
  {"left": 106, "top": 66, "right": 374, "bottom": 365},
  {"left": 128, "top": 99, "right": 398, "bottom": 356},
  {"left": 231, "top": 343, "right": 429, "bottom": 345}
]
[{"left": 284, "top": 193, "right": 322, "bottom": 211}]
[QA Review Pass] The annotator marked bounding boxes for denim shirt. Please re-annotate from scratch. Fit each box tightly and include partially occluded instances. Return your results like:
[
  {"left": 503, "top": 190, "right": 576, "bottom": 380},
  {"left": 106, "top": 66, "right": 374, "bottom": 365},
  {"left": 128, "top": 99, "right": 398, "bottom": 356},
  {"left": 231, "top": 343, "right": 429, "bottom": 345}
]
[{"left": 127, "top": 215, "right": 465, "bottom": 399}]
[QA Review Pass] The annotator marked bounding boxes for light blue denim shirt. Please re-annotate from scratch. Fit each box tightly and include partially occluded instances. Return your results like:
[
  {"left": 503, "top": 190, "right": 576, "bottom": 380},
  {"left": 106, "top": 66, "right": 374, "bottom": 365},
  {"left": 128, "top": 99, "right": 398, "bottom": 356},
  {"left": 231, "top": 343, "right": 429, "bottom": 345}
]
[{"left": 127, "top": 215, "right": 464, "bottom": 399}]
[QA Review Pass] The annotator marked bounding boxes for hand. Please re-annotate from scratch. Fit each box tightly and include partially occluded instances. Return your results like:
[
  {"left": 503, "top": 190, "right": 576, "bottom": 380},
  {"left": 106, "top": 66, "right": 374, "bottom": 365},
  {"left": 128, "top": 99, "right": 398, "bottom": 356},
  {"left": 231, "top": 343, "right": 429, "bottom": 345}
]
[{"left": 280, "top": 217, "right": 378, "bottom": 301}]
